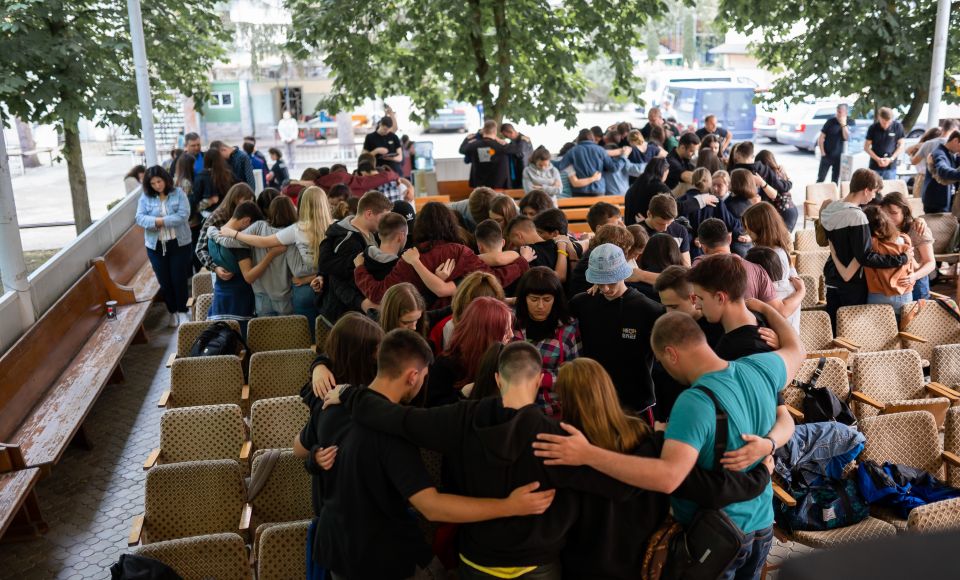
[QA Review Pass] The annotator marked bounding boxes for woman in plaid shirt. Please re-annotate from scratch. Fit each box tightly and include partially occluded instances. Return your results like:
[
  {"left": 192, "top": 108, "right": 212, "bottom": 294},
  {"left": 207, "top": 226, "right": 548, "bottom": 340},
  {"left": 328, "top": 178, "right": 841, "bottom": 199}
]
[{"left": 513, "top": 267, "right": 581, "bottom": 417}]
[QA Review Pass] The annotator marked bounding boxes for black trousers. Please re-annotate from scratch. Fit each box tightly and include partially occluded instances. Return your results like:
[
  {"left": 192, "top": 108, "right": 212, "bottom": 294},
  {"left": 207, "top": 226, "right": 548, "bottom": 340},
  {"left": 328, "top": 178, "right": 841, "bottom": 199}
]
[{"left": 818, "top": 155, "right": 842, "bottom": 183}]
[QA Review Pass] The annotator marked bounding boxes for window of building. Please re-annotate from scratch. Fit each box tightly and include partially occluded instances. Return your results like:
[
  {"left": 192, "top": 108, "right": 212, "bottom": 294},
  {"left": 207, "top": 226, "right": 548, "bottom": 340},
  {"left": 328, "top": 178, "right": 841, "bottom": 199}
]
[{"left": 210, "top": 92, "right": 234, "bottom": 109}]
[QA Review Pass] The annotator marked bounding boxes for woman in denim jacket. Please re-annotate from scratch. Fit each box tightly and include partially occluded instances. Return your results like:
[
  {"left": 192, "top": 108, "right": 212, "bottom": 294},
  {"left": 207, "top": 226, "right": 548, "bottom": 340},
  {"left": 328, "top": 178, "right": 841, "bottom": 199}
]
[{"left": 136, "top": 165, "right": 192, "bottom": 327}]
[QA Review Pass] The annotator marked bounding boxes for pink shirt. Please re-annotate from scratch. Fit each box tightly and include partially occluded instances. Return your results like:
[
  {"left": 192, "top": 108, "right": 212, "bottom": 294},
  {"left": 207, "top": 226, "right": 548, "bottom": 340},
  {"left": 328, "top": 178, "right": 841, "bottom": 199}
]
[{"left": 693, "top": 252, "right": 777, "bottom": 302}]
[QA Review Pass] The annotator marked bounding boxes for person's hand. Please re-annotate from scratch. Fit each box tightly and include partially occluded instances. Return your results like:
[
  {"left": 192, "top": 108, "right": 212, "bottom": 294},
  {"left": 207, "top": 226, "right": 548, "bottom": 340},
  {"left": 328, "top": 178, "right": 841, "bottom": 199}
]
[
  {"left": 621, "top": 146, "right": 632, "bottom": 157},
  {"left": 154, "top": 217, "right": 164, "bottom": 228},
  {"left": 266, "top": 172, "right": 274, "bottom": 182},
  {"left": 586, "top": 284, "right": 599, "bottom": 296},
  {"left": 789, "top": 275, "right": 805, "bottom": 294},
  {"left": 208, "top": 195, "right": 219, "bottom": 205},
  {"left": 737, "top": 234, "right": 751, "bottom": 243},
  {"left": 401, "top": 246, "right": 421, "bottom": 265},
  {"left": 435, "top": 258, "right": 455, "bottom": 280},
  {"left": 371, "top": 147, "right": 389, "bottom": 156},
  {"left": 361, "top": 298, "right": 378, "bottom": 312},
  {"left": 310, "top": 276, "right": 324, "bottom": 293},
  {"left": 634, "top": 212, "right": 645, "bottom": 223},
  {"left": 313, "top": 446, "right": 338, "bottom": 471},
  {"left": 505, "top": 482, "right": 556, "bottom": 516},
  {"left": 745, "top": 297, "right": 773, "bottom": 318},
  {"left": 762, "top": 455, "right": 775, "bottom": 475},
  {"left": 312, "top": 365, "right": 336, "bottom": 398},
  {"left": 214, "top": 266, "right": 234, "bottom": 281},
  {"left": 913, "top": 217, "right": 927, "bottom": 237},
  {"left": 752, "top": 174, "right": 766, "bottom": 188},
  {"left": 460, "top": 382, "right": 475, "bottom": 398},
  {"left": 720, "top": 434, "right": 775, "bottom": 471},
  {"left": 322, "top": 384, "right": 349, "bottom": 409},
  {"left": 758, "top": 327, "right": 781, "bottom": 350},
  {"left": 520, "top": 246, "right": 537, "bottom": 262},
  {"left": 221, "top": 226, "right": 238, "bottom": 238},
  {"left": 899, "top": 272, "right": 916, "bottom": 288},
  {"left": 353, "top": 253, "right": 365, "bottom": 268},
  {"left": 532, "top": 423, "right": 594, "bottom": 466},
  {"left": 702, "top": 194, "right": 719, "bottom": 207},
  {"left": 590, "top": 171, "right": 602, "bottom": 183}
]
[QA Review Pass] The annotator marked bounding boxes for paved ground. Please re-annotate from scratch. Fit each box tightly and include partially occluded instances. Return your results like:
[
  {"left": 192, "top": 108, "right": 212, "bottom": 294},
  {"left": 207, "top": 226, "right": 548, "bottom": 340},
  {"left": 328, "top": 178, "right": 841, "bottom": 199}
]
[{"left": 0, "top": 299, "right": 816, "bottom": 578}]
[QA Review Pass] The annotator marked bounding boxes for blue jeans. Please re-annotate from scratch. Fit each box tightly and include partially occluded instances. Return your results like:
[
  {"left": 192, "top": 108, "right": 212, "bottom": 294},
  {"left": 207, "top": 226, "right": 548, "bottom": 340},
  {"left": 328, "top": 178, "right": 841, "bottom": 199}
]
[
  {"left": 146, "top": 240, "right": 192, "bottom": 313},
  {"left": 913, "top": 274, "right": 930, "bottom": 300},
  {"left": 720, "top": 526, "right": 774, "bottom": 580},
  {"left": 292, "top": 283, "right": 319, "bottom": 340},
  {"left": 868, "top": 292, "right": 911, "bottom": 321},
  {"left": 874, "top": 166, "right": 897, "bottom": 180}
]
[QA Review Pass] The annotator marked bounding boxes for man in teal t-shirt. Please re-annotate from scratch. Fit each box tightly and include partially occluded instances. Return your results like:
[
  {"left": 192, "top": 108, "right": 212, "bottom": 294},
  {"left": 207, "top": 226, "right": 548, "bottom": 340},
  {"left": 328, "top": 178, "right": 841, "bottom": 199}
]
[{"left": 533, "top": 299, "right": 803, "bottom": 580}]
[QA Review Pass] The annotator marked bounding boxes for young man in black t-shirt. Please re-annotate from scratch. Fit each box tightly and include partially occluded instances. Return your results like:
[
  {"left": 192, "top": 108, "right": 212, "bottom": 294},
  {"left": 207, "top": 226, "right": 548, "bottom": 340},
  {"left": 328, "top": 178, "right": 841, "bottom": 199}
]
[
  {"left": 665, "top": 132, "right": 700, "bottom": 189},
  {"left": 864, "top": 107, "right": 905, "bottom": 180},
  {"left": 695, "top": 115, "right": 732, "bottom": 158},
  {"left": 362, "top": 115, "right": 404, "bottom": 174},
  {"left": 505, "top": 216, "right": 574, "bottom": 283},
  {"left": 459, "top": 120, "right": 511, "bottom": 188},
  {"left": 639, "top": 194, "right": 691, "bottom": 265},
  {"left": 817, "top": 104, "right": 854, "bottom": 183},
  {"left": 294, "top": 330, "right": 555, "bottom": 580}
]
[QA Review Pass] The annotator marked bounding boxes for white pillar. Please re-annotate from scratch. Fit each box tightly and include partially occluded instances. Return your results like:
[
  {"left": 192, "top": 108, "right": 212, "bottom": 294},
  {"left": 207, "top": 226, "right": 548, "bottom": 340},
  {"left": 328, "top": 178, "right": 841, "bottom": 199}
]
[
  {"left": 127, "top": 0, "right": 158, "bottom": 166},
  {"left": 0, "top": 127, "right": 36, "bottom": 326},
  {"left": 927, "top": 0, "right": 951, "bottom": 130}
]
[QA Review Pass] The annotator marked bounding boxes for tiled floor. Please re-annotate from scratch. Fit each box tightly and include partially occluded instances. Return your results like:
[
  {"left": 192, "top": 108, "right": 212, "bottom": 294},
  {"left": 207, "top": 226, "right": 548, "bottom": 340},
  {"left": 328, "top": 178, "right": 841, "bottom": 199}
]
[{"left": 0, "top": 303, "right": 813, "bottom": 579}]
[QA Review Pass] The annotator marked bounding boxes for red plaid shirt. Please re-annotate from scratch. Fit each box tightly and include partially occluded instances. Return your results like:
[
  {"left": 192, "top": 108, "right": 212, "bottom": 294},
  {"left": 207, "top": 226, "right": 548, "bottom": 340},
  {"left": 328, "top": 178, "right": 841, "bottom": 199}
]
[{"left": 514, "top": 320, "right": 581, "bottom": 417}]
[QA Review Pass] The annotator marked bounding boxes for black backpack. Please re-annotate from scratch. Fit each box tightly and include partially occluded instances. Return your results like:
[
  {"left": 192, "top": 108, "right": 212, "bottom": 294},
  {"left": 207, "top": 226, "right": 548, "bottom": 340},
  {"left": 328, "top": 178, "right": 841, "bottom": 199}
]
[
  {"left": 795, "top": 357, "right": 855, "bottom": 425},
  {"left": 189, "top": 321, "right": 247, "bottom": 357}
]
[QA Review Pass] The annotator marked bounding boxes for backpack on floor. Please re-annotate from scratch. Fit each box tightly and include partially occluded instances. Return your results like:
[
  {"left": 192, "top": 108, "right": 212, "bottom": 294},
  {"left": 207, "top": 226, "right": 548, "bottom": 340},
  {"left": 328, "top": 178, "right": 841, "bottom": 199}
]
[{"left": 189, "top": 321, "right": 246, "bottom": 357}]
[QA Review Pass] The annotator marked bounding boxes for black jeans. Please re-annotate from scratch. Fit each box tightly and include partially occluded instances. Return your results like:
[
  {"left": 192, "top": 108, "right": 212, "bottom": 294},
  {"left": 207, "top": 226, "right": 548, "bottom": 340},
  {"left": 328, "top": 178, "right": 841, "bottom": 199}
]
[
  {"left": 817, "top": 155, "right": 841, "bottom": 183},
  {"left": 146, "top": 240, "right": 191, "bottom": 313},
  {"left": 826, "top": 281, "right": 868, "bottom": 333}
]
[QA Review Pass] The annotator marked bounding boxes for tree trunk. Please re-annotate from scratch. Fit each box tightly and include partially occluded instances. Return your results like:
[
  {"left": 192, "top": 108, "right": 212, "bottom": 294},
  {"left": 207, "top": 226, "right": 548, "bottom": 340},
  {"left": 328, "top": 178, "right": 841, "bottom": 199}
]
[
  {"left": 467, "top": 0, "right": 494, "bottom": 121},
  {"left": 15, "top": 119, "right": 40, "bottom": 168},
  {"left": 62, "top": 120, "right": 92, "bottom": 234},
  {"left": 491, "top": 0, "right": 511, "bottom": 127},
  {"left": 902, "top": 88, "right": 928, "bottom": 133}
]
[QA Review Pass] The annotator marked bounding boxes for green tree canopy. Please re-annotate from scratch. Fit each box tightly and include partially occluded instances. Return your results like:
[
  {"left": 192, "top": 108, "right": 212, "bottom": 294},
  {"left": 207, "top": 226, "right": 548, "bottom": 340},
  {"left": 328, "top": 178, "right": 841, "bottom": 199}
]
[
  {"left": 720, "top": 0, "right": 960, "bottom": 130},
  {"left": 285, "top": 0, "right": 666, "bottom": 127},
  {"left": 0, "top": 0, "right": 227, "bottom": 232}
]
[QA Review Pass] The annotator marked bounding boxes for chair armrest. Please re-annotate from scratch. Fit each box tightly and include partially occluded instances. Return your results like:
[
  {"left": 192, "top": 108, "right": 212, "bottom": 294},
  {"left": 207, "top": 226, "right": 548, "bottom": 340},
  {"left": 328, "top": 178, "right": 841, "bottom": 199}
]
[
  {"left": 832, "top": 337, "right": 861, "bottom": 351},
  {"left": 943, "top": 451, "right": 960, "bottom": 469},
  {"left": 165, "top": 353, "right": 176, "bottom": 368},
  {"left": 186, "top": 296, "right": 195, "bottom": 308},
  {"left": 930, "top": 291, "right": 951, "bottom": 301},
  {"left": 772, "top": 482, "right": 797, "bottom": 507},
  {"left": 240, "top": 441, "right": 252, "bottom": 461},
  {"left": 241, "top": 385, "right": 250, "bottom": 401},
  {"left": 785, "top": 405, "right": 804, "bottom": 422},
  {"left": 851, "top": 391, "right": 885, "bottom": 410},
  {"left": 128, "top": 515, "right": 144, "bottom": 546},
  {"left": 927, "top": 382, "right": 960, "bottom": 402},
  {"left": 157, "top": 390, "right": 170, "bottom": 408},
  {"left": 143, "top": 448, "right": 161, "bottom": 470},
  {"left": 239, "top": 504, "right": 252, "bottom": 532},
  {"left": 898, "top": 331, "right": 928, "bottom": 344}
]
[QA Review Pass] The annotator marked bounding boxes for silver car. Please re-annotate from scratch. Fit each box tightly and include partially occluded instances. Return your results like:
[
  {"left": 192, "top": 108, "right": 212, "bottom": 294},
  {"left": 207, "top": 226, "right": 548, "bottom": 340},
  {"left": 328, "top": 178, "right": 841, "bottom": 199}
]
[{"left": 775, "top": 104, "right": 843, "bottom": 151}]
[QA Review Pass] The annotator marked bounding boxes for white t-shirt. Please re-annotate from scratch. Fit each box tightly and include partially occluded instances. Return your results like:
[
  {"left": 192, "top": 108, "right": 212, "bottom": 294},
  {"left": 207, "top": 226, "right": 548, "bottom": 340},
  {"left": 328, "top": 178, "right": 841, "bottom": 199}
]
[
  {"left": 276, "top": 223, "right": 315, "bottom": 277},
  {"left": 773, "top": 247, "right": 801, "bottom": 334}
]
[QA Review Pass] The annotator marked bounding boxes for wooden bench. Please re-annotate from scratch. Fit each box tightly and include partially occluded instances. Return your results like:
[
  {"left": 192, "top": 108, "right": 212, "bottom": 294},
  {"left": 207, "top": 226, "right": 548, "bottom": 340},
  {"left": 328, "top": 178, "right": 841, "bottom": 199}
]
[
  {"left": 437, "top": 180, "right": 473, "bottom": 201},
  {"left": 0, "top": 444, "right": 44, "bottom": 541},
  {"left": 0, "top": 226, "right": 159, "bottom": 539},
  {"left": 414, "top": 195, "right": 450, "bottom": 211},
  {"left": 558, "top": 196, "right": 626, "bottom": 234}
]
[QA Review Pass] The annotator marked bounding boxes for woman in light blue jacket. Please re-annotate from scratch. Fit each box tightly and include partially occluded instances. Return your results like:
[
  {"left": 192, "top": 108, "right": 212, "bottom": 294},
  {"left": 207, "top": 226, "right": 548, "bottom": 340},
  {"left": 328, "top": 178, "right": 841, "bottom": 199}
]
[{"left": 136, "top": 165, "right": 192, "bottom": 327}]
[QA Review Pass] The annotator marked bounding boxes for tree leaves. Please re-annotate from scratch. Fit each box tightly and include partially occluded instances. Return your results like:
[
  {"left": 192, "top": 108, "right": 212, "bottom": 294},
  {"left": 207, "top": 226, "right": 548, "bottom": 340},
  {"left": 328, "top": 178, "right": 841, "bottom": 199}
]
[{"left": 285, "top": 0, "right": 665, "bottom": 126}]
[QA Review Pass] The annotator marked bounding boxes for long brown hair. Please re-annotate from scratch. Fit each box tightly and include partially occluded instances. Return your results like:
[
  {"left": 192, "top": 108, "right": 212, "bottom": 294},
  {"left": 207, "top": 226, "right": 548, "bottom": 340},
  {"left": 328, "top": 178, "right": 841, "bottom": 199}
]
[
  {"left": 729, "top": 168, "right": 758, "bottom": 201},
  {"left": 742, "top": 202, "right": 792, "bottom": 253},
  {"left": 204, "top": 145, "right": 234, "bottom": 197},
  {"left": 379, "top": 283, "right": 427, "bottom": 335},
  {"left": 878, "top": 191, "right": 915, "bottom": 234},
  {"left": 451, "top": 272, "right": 505, "bottom": 323},
  {"left": 325, "top": 312, "right": 384, "bottom": 386},
  {"left": 209, "top": 183, "right": 255, "bottom": 226},
  {"left": 556, "top": 358, "right": 650, "bottom": 453}
]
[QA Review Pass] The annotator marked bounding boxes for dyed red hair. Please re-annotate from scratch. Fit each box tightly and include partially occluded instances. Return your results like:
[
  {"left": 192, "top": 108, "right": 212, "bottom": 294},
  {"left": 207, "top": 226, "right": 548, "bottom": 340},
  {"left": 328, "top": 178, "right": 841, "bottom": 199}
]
[{"left": 445, "top": 296, "right": 512, "bottom": 385}]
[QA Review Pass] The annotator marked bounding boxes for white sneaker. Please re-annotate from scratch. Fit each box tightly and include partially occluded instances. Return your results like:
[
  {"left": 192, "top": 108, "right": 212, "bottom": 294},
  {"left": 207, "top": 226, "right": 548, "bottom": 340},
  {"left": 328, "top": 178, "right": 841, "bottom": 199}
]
[
  {"left": 167, "top": 312, "right": 178, "bottom": 328},
  {"left": 178, "top": 312, "right": 190, "bottom": 325}
]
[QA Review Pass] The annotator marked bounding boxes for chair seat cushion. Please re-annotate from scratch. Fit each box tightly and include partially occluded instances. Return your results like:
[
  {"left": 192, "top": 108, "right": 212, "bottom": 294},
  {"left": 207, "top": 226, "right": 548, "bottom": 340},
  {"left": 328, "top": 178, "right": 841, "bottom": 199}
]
[{"left": 790, "top": 516, "right": 898, "bottom": 548}]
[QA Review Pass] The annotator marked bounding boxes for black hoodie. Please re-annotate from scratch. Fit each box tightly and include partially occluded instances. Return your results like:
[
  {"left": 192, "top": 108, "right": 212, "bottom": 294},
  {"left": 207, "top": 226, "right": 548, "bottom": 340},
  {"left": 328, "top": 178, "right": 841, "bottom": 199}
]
[
  {"left": 315, "top": 217, "right": 375, "bottom": 325},
  {"left": 341, "top": 389, "right": 769, "bottom": 574}
]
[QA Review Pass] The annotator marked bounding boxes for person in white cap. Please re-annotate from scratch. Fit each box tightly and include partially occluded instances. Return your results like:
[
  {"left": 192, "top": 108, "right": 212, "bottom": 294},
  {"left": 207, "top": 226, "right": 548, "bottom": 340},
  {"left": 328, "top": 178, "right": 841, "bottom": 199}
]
[{"left": 569, "top": 243, "right": 665, "bottom": 421}]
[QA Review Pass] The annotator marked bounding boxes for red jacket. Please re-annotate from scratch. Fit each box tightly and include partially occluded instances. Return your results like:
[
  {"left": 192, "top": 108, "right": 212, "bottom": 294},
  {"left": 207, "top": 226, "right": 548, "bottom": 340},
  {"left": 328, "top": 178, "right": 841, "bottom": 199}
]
[
  {"left": 316, "top": 168, "right": 399, "bottom": 197},
  {"left": 354, "top": 241, "right": 528, "bottom": 309}
]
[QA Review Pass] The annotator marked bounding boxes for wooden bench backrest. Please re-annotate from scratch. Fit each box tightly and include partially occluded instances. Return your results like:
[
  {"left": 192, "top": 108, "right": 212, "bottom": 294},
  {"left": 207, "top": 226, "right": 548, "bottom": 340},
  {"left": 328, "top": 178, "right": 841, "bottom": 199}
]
[
  {"left": 557, "top": 195, "right": 625, "bottom": 208},
  {"left": 415, "top": 195, "right": 450, "bottom": 210},
  {"left": 0, "top": 269, "right": 109, "bottom": 441},
  {"left": 102, "top": 225, "right": 147, "bottom": 286},
  {"left": 437, "top": 180, "right": 473, "bottom": 201}
]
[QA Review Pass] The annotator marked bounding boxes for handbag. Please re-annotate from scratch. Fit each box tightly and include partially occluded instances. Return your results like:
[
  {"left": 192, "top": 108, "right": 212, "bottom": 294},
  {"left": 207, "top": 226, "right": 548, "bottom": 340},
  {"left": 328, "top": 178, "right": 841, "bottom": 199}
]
[
  {"left": 794, "top": 357, "right": 855, "bottom": 425},
  {"left": 660, "top": 387, "right": 747, "bottom": 580}
]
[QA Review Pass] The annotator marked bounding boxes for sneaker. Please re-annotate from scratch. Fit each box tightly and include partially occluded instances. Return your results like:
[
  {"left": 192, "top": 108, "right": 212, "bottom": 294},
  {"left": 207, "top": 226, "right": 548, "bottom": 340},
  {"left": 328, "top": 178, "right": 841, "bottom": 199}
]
[
  {"left": 167, "top": 312, "right": 178, "bottom": 328},
  {"left": 178, "top": 312, "right": 190, "bottom": 325}
]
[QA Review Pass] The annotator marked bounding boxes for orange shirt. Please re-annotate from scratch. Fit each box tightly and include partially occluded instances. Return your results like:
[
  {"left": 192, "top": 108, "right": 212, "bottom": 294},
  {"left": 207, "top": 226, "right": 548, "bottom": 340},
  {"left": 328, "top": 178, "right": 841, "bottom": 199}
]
[{"left": 865, "top": 235, "right": 914, "bottom": 296}]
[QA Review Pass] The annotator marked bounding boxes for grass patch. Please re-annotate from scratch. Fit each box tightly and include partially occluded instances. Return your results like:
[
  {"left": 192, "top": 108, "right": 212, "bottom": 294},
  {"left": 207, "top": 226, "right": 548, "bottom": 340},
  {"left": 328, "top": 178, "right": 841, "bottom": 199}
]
[{"left": 23, "top": 249, "right": 60, "bottom": 274}]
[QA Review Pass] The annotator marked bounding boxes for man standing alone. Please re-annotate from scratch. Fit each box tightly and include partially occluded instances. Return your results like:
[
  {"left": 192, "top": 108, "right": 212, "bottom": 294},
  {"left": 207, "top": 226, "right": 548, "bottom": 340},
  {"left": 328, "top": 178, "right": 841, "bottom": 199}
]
[
  {"left": 864, "top": 107, "right": 905, "bottom": 180},
  {"left": 817, "top": 104, "right": 854, "bottom": 183}
]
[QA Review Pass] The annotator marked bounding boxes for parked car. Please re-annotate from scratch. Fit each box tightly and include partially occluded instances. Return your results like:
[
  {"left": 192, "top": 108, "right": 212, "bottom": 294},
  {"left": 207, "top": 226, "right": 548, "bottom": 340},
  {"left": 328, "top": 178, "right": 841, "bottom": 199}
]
[
  {"left": 424, "top": 102, "right": 470, "bottom": 133},
  {"left": 776, "top": 103, "right": 842, "bottom": 151},
  {"left": 664, "top": 81, "right": 757, "bottom": 141},
  {"left": 754, "top": 106, "right": 784, "bottom": 142}
]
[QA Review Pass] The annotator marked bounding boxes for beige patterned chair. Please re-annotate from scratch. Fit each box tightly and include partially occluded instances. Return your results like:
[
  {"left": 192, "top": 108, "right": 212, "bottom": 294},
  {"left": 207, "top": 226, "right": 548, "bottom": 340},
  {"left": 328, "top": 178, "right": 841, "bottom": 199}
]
[
  {"left": 134, "top": 532, "right": 252, "bottom": 580},
  {"left": 925, "top": 213, "right": 960, "bottom": 266},
  {"left": 257, "top": 519, "right": 310, "bottom": 580},
  {"left": 850, "top": 349, "right": 956, "bottom": 425},
  {"left": 193, "top": 293, "right": 213, "bottom": 322},
  {"left": 945, "top": 407, "right": 960, "bottom": 487},
  {"left": 794, "top": 250, "right": 830, "bottom": 280},
  {"left": 186, "top": 271, "right": 214, "bottom": 317},
  {"left": 247, "top": 315, "right": 312, "bottom": 353},
  {"left": 932, "top": 344, "right": 960, "bottom": 390},
  {"left": 799, "top": 310, "right": 853, "bottom": 362},
  {"left": 906, "top": 496, "right": 960, "bottom": 533},
  {"left": 166, "top": 320, "right": 242, "bottom": 368},
  {"left": 315, "top": 317, "right": 331, "bottom": 351},
  {"left": 794, "top": 228, "right": 820, "bottom": 252},
  {"left": 250, "top": 396, "right": 310, "bottom": 452},
  {"left": 836, "top": 304, "right": 928, "bottom": 354},
  {"left": 129, "top": 459, "right": 247, "bottom": 546},
  {"left": 858, "top": 411, "right": 960, "bottom": 533},
  {"left": 802, "top": 182, "right": 838, "bottom": 228},
  {"left": 144, "top": 404, "right": 248, "bottom": 470},
  {"left": 799, "top": 274, "right": 824, "bottom": 310},
  {"left": 248, "top": 349, "right": 315, "bottom": 404},
  {"left": 781, "top": 357, "right": 849, "bottom": 422},
  {"left": 244, "top": 449, "right": 313, "bottom": 561},
  {"left": 900, "top": 301, "right": 960, "bottom": 366},
  {"left": 159, "top": 355, "right": 247, "bottom": 409}
]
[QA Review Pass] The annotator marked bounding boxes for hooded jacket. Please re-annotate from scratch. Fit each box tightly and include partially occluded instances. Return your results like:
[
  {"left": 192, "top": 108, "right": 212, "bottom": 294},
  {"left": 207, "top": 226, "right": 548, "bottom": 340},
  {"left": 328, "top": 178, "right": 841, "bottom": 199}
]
[
  {"left": 922, "top": 143, "right": 960, "bottom": 213},
  {"left": 316, "top": 216, "right": 375, "bottom": 325},
  {"left": 316, "top": 168, "right": 400, "bottom": 197},
  {"left": 820, "top": 200, "right": 907, "bottom": 290}
]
